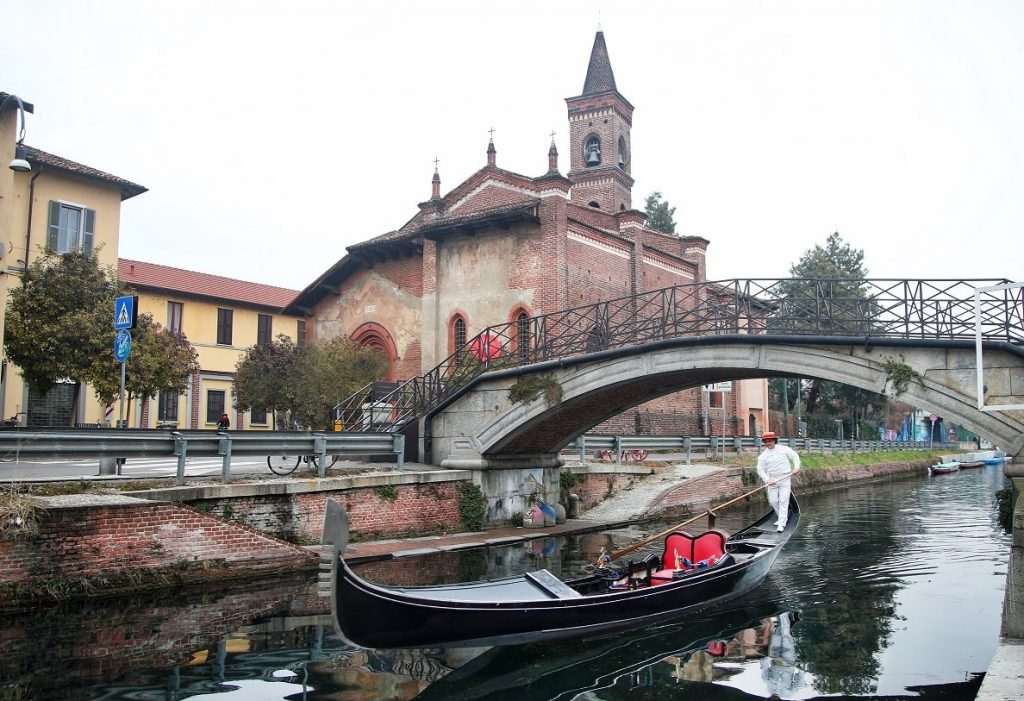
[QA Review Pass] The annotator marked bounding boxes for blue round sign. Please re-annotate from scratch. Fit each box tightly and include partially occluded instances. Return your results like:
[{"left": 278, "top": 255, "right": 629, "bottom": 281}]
[{"left": 114, "top": 329, "right": 132, "bottom": 363}]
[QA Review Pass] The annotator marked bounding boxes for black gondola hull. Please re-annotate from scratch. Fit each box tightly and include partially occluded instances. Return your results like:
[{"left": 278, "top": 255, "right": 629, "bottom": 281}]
[{"left": 330, "top": 494, "right": 798, "bottom": 648}]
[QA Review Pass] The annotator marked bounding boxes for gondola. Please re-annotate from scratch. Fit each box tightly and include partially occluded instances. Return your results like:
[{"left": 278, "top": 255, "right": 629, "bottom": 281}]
[
  {"left": 322, "top": 494, "right": 799, "bottom": 649},
  {"left": 957, "top": 459, "right": 985, "bottom": 469},
  {"left": 929, "top": 461, "right": 960, "bottom": 475}
]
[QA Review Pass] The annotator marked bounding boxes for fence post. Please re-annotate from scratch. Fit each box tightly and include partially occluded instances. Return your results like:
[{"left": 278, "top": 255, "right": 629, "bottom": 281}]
[
  {"left": 733, "top": 436, "right": 742, "bottom": 455},
  {"left": 711, "top": 436, "right": 719, "bottom": 460},
  {"left": 314, "top": 434, "right": 328, "bottom": 477},
  {"left": 683, "top": 436, "right": 692, "bottom": 464},
  {"left": 217, "top": 433, "right": 232, "bottom": 483},
  {"left": 578, "top": 436, "right": 586, "bottom": 464},
  {"left": 614, "top": 436, "right": 622, "bottom": 464},
  {"left": 393, "top": 434, "right": 405, "bottom": 470},
  {"left": 173, "top": 432, "right": 188, "bottom": 486}
]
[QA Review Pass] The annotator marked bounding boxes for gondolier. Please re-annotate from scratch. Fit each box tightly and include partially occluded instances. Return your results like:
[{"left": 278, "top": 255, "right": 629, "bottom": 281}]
[{"left": 756, "top": 432, "right": 801, "bottom": 532}]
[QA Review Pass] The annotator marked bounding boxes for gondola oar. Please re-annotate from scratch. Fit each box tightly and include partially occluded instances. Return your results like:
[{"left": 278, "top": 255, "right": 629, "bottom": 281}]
[{"left": 603, "top": 482, "right": 769, "bottom": 563}]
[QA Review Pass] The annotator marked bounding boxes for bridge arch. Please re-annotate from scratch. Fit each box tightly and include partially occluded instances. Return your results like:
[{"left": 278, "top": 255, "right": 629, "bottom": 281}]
[{"left": 431, "top": 338, "right": 1024, "bottom": 468}]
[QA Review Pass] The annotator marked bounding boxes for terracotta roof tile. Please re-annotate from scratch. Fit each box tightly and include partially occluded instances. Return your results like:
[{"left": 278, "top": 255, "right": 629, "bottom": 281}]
[
  {"left": 118, "top": 259, "right": 300, "bottom": 310},
  {"left": 351, "top": 200, "right": 540, "bottom": 251},
  {"left": 25, "top": 146, "right": 147, "bottom": 200}
]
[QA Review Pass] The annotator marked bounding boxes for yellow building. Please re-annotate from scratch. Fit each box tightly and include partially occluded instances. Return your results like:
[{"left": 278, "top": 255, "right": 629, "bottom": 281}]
[
  {"left": 1, "top": 92, "right": 147, "bottom": 426},
  {"left": 119, "top": 259, "right": 302, "bottom": 430}
]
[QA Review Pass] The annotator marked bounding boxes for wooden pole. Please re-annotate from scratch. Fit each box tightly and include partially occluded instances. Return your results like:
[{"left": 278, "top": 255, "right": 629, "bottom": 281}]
[{"left": 606, "top": 482, "right": 769, "bottom": 563}]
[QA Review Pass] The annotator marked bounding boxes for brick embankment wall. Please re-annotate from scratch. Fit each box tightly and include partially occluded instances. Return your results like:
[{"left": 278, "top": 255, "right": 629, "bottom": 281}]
[
  {"left": 191, "top": 482, "right": 461, "bottom": 543},
  {"left": 572, "top": 472, "right": 643, "bottom": 511},
  {"left": 0, "top": 495, "right": 316, "bottom": 600},
  {"left": 649, "top": 470, "right": 745, "bottom": 514}
]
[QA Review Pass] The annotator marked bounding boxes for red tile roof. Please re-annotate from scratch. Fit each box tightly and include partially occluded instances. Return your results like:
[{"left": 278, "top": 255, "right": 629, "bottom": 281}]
[
  {"left": 119, "top": 259, "right": 300, "bottom": 310},
  {"left": 25, "top": 146, "right": 147, "bottom": 200}
]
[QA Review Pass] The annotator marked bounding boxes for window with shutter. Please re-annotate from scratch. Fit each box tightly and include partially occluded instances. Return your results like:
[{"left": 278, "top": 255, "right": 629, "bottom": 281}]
[{"left": 46, "top": 200, "right": 96, "bottom": 256}]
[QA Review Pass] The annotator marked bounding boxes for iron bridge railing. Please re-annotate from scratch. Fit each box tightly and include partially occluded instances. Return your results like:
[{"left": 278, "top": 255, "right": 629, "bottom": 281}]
[{"left": 335, "top": 277, "right": 1022, "bottom": 432}]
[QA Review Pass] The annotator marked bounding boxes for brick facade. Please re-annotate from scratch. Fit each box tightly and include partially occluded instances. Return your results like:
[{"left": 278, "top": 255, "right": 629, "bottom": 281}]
[{"left": 284, "top": 30, "right": 764, "bottom": 449}]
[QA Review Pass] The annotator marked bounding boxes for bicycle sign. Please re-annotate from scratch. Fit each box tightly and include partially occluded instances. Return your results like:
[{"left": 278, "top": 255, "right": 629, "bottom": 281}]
[{"left": 114, "top": 329, "right": 132, "bottom": 362}]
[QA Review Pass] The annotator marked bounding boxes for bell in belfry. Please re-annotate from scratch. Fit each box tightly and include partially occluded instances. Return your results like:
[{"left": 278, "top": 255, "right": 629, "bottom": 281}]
[{"left": 587, "top": 146, "right": 600, "bottom": 165}]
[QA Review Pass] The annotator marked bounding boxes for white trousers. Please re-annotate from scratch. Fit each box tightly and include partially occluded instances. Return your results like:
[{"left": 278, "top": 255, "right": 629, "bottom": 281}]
[{"left": 766, "top": 477, "right": 792, "bottom": 526}]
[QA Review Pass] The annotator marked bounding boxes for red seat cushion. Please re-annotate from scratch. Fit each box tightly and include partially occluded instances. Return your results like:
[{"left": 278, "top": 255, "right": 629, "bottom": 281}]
[
  {"left": 692, "top": 530, "right": 727, "bottom": 564},
  {"left": 661, "top": 532, "right": 694, "bottom": 570}
]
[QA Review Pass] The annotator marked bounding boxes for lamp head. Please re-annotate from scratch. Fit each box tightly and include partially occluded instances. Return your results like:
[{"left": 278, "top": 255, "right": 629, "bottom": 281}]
[{"left": 9, "top": 142, "right": 30, "bottom": 173}]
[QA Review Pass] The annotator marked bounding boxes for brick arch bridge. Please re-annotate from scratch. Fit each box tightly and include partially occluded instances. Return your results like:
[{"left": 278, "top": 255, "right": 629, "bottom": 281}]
[{"left": 430, "top": 336, "right": 1024, "bottom": 469}]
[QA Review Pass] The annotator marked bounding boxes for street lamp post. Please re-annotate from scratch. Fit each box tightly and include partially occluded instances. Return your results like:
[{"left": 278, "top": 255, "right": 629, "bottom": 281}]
[{"left": 0, "top": 93, "right": 32, "bottom": 172}]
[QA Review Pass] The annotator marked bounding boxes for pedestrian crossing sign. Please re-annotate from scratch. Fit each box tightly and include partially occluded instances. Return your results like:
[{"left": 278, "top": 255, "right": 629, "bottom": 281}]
[{"left": 114, "top": 295, "right": 138, "bottom": 330}]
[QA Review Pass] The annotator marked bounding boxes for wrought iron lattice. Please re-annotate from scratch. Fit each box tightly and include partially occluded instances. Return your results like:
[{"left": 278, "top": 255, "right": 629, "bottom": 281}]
[{"left": 334, "top": 278, "right": 1021, "bottom": 432}]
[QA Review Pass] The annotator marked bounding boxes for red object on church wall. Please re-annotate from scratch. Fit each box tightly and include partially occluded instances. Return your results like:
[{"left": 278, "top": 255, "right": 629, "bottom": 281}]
[{"left": 470, "top": 332, "right": 501, "bottom": 361}]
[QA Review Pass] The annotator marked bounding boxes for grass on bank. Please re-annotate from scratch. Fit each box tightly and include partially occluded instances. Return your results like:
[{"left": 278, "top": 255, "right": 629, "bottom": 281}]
[{"left": 695, "top": 449, "right": 949, "bottom": 470}]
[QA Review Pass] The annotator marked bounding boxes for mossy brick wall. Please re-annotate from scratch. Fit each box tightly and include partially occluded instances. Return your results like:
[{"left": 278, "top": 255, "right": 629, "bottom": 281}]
[
  {"left": 0, "top": 496, "right": 314, "bottom": 586},
  {"left": 191, "top": 482, "right": 462, "bottom": 543}
]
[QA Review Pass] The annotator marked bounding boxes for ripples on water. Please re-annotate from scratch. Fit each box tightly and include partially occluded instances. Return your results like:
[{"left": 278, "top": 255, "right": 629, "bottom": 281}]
[{"left": 0, "top": 467, "right": 1009, "bottom": 700}]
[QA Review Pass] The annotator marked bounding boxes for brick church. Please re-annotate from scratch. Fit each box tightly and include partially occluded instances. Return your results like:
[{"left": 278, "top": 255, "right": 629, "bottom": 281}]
[{"left": 286, "top": 31, "right": 768, "bottom": 443}]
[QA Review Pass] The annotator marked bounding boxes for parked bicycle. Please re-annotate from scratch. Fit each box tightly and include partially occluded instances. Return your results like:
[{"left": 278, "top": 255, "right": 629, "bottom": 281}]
[
  {"left": 598, "top": 449, "right": 650, "bottom": 463},
  {"left": 267, "top": 453, "right": 339, "bottom": 475}
]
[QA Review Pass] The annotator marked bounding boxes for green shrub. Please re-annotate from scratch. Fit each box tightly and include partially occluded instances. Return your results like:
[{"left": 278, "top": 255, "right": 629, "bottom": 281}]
[{"left": 458, "top": 483, "right": 486, "bottom": 531}]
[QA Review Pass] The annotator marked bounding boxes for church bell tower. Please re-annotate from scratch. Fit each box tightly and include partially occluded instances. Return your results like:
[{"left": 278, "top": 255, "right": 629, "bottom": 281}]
[{"left": 566, "top": 31, "right": 635, "bottom": 212}]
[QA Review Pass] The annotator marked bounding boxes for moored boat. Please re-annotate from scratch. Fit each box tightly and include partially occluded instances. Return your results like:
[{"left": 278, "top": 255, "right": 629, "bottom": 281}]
[
  {"left": 323, "top": 494, "right": 800, "bottom": 649},
  {"left": 957, "top": 459, "right": 985, "bottom": 469},
  {"left": 929, "top": 461, "right": 960, "bottom": 475}
]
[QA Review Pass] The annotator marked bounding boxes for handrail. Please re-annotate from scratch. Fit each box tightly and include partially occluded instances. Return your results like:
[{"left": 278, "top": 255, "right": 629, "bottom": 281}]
[
  {"left": 339, "top": 277, "right": 1022, "bottom": 433},
  {"left": 0, "top": 429, "right": 405, "bottom": 485}
]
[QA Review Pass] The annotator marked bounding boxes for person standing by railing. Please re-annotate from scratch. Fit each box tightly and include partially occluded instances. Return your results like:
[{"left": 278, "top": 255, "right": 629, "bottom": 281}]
[{"left": 756, "top": 431, "right": 801, "bottom": 532}]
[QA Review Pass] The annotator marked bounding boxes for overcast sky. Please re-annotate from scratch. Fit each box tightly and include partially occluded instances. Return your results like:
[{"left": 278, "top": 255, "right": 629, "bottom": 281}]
[{"left": 1, "top": 1, "right": 1021, "bottom": 293}]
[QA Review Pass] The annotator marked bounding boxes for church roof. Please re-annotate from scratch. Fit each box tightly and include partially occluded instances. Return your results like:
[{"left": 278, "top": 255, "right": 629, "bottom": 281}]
[
  {"left": 350, "top": 199, "right": 540, "bottom": 252},
  {"left": 582, "top": 31, "right": 617, "bottom": 95}
]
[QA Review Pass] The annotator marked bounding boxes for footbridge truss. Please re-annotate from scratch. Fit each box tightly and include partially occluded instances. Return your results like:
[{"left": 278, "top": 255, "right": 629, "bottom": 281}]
[{"left": 336, "top": 278, "right": 1024, "bottom": 466}]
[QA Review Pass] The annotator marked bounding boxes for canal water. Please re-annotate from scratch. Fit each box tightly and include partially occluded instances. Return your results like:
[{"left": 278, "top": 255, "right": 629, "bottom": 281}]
[{"left": 1, "top": 466, "right": 1010, "bottom": 700}]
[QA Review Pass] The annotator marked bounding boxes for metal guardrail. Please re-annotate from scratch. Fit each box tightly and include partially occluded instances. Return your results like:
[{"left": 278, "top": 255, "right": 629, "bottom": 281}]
[
  {"left": 565, "top": 435, "right": 937, "bottom": 464},
  {"left": 0, "top": 429, "right": 405, "bottom": 485}
]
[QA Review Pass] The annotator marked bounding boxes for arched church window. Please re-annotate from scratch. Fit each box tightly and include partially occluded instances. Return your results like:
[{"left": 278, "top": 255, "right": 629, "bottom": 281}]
[
  {"left": 450, "top": 315, "right": 468, "bottom": 367},
  {"left": 454, "top": 316, "right": 467, "bottom": 349},
  {"left": 585, "top": 136, "right": 601, "bottom": 166},
  {"left": 516, "top": 312, "right": 531, "bottom": 364}
]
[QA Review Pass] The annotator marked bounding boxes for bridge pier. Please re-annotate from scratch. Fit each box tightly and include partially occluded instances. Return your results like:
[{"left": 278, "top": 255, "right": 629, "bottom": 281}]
[{"left": 436, "top": 449, "right": 565, "bottom": 527}]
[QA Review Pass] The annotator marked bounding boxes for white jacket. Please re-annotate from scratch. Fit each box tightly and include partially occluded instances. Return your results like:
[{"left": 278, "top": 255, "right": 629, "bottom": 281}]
[{"left": 757, "top": 444, "right": 801, "bottom": 482}]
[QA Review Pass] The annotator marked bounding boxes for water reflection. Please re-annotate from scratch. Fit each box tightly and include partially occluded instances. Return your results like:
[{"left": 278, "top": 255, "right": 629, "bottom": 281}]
[{"left": 0, "top": 466, "right": 1009, "bottom": 700}]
